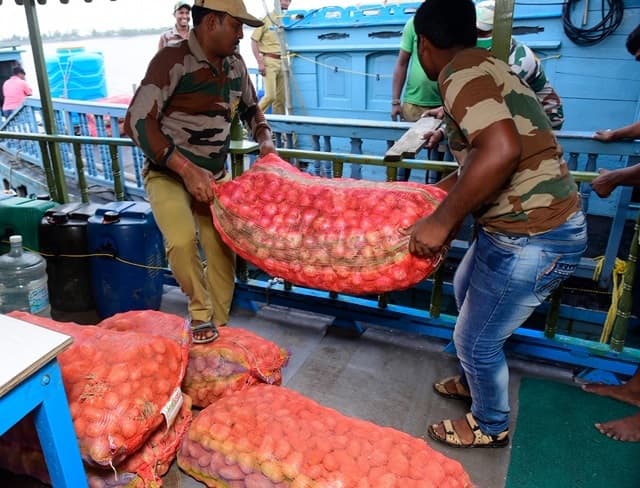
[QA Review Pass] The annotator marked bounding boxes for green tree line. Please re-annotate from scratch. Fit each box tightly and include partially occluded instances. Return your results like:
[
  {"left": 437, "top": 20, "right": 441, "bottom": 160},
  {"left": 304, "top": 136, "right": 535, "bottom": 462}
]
[{"left": 1, "top": 27, "right": 165, "bottom": 44}]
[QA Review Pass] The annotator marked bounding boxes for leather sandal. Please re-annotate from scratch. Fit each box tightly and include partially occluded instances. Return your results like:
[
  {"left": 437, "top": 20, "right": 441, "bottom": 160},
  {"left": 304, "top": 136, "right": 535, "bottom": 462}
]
[
  {"left": 433, "top": 375, "right": 472, "bottom": 401},
  {"left": 190, "top": 320, "right": 219, "bottom": 344},
  {"left": 427, "top": 413, "right": 509, "bottom": 448}
]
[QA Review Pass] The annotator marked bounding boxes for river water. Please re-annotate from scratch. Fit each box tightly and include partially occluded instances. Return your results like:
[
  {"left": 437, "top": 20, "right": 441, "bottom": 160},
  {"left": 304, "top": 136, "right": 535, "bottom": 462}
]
[{"left": 18, "top": 32, "right": 258, "bottom": 98}]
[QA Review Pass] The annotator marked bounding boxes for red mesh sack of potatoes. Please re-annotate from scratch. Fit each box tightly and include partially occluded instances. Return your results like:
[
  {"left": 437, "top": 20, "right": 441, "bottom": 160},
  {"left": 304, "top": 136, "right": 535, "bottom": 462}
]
[
  {"left": 98, "top": 311, "right": 289, "bottom": 409},
  {"left": 0, "top": 394, "right": 192, "bottom": 488},
  {"left": 177, "top": 384, "right": 473, "bottom": 488},
  {"left": 0, "top": 419, "right": 49, "bottom": 485},
  {"left": 211, "top": 154, "right": 447, "bottom": 294},
  {"left": 182, "top": 326, "right": 289, "bottom": 408},
  {"left": 99, "top": 310, "right": 191, "bottom": 380},
  {"left": 85, "top": 393, "right": 193, "bottom": 488},
  {"left": 7, "top": 311, "right": 190, "bottom": 468}
]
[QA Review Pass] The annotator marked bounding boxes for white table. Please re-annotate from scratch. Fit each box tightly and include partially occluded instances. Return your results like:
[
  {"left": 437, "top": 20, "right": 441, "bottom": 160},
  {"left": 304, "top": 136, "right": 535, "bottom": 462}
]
[{"left": 0, "top": 314, "right": 87, "bottom": 487}]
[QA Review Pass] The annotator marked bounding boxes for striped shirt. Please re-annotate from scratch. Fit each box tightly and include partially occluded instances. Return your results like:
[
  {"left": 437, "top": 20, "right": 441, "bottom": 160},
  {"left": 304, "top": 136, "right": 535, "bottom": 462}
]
[{"left": 125, "top": 30, "right": 269, "bottom": 175}]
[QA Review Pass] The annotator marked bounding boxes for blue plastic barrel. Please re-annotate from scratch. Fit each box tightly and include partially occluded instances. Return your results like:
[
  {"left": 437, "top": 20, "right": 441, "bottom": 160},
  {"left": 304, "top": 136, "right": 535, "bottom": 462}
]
[
  {"left": 45, "top": 47, "right": 107, "bottom": 101},
  {"left": 87, "top": 201, "right": 166, "bottom": 319},
  {"left": 66, "top": 52, "right": 107, "bottom": 100},
  {"left": 45, "top": 56, "right": 65, "bottom": 98},
  {"left": 56, "top": 47, "right": 85, "bottom": 68}
]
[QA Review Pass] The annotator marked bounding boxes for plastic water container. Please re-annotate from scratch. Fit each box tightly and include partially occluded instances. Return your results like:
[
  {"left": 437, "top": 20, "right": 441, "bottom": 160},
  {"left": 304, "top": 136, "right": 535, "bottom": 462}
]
[
  {"left": 66, "top": 52, "right": 107, "bottom": 100},
  {"left": 0, "top": 235, "right": 50, "bottom": 317},
  {"left": 39, "top": 203, "right": 100, "bottom": 313},
  {"left": 0, "top": 196, "right": 58, "bottom": 254},
  {"left": 87, "top": 202, "right": 165, "bottom": 319},
  {"left": 45, "top": 56, "right": 66, "bottom": 98},
  {"left": 45, "top": 47, "right": 107, "bottom": 100}
]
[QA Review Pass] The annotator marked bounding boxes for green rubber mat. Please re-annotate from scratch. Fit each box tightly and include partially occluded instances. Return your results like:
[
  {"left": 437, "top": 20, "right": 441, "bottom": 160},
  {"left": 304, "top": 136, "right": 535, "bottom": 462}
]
[{"left": 506, "top": 377, "right": 640, "bottom": 488}]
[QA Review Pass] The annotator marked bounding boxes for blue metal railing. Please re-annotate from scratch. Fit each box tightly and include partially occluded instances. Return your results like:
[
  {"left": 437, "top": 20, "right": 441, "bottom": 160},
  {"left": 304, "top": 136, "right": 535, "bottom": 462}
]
[
  {"left": 2, "top": 100, "right": 640, "bottom": 374},
  {"left": 1, "top": 97, "right": 639, "bottom": 290}
]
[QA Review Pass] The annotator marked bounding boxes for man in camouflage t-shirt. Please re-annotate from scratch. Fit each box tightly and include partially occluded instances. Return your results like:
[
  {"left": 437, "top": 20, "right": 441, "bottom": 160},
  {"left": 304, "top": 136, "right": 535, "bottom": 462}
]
[
  {"left": 125, "top": 0, "right": 276, "bottom": 344},
  {"left": 409, "top": 0, "right": 587, "bottom": 448},
  {"left": 475, "top": 0, "right": 564, "bottom": 129}
]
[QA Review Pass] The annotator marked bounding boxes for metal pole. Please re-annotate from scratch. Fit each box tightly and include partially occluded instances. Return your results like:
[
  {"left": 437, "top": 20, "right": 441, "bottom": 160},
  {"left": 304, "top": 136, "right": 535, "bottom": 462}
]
[
  {"left": 23, "top": 0, "right": 69, "bottom": 202},
  {"left": 492, "top": 0, "right": 515, "bottom": 63}
]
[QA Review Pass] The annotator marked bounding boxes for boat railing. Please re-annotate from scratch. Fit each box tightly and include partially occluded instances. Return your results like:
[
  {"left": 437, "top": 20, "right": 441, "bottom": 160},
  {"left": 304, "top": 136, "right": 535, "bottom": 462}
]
[
  {"left": 1, "top": 99, "right": 639, "bottom": 288},
  {"left": 2, "top": 100, "right": 640, "bottom": 368}
]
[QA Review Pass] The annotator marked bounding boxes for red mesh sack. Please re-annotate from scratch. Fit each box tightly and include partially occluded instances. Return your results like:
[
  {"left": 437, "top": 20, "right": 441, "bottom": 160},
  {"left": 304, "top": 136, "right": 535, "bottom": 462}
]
[
  {"left": 211, "top": 154, "right": 447, "bottom": 294},
  {"left": 7, "top": 312, "right": 190, "bottom": 468},
  {"left": 182, "top": 327, "right": 289, "bottom": 408},
  {"left": 99, "top": 310, "right": 191, "bottom": 380},
  {"left": 0, "top": 394, "right": 192, "bottom": 488},
  {"left": 86, "top": 393, "right": 193, "bottom": 488},
  {"left": 98, "top": 312, "right": 289, "bottom": 409},
  {"left": 177, "top": 385, "right": 473, "bottom": 487},
  {"left": 0, "top": 419, "right": 49, "bottom": 485}
]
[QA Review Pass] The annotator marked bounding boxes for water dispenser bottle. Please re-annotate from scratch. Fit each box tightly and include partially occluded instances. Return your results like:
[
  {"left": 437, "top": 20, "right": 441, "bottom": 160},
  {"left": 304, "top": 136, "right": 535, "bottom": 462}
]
[{"left": 0, "top": 235, "right": 51, "bottom": 317}]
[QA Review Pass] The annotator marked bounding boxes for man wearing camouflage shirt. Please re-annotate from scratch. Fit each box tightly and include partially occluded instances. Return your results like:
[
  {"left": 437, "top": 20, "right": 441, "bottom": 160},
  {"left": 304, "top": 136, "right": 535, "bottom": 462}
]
[
  {"left": 408, "top": 0, "right": 586, "bottom": 448},
  {"left": 125, "top": 0, "right": 276, "bottom": 344},
  {"left": 475, "top": 0, "right": 564, "bottom": 129}
]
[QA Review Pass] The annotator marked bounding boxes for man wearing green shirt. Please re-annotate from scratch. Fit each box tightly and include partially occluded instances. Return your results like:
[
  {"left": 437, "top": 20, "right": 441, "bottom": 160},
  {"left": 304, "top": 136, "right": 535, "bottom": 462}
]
[
  {"left": 391, "top": 17, "right": 443, "bottom": 182},
  {"left": 391, "top": 17, "right": 442, "bottom": 122}
]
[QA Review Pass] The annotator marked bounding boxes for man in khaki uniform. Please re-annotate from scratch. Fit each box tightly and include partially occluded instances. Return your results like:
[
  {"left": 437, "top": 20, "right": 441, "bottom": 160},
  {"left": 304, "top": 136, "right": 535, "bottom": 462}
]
[{"left": 251, "top": 0, "right": 291, "bottom": 114}]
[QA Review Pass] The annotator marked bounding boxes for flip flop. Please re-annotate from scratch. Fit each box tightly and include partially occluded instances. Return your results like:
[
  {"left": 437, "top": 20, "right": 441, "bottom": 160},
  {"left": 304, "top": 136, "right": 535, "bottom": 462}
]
[
  {"left": 433, "top": 375, "right": 472, "bottom": 401},
  {"left": 427, "top": 413, "right": 509, "bottom": 448},
  {"left": 190, "top": 321, "right": 219, "bottom": 344}
]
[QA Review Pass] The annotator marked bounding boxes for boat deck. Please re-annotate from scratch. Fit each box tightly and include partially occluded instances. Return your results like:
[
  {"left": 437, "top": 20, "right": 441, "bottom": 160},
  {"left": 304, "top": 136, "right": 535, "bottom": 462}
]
[{"left": 1, "top": 284, "right": 583, "bottom": 488}]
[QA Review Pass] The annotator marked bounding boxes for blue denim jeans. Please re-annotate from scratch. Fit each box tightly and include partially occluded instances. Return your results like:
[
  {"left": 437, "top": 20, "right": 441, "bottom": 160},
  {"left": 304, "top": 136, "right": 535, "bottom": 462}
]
[{"left": 452, "top": 211, "right": 587, "bottom": 434}]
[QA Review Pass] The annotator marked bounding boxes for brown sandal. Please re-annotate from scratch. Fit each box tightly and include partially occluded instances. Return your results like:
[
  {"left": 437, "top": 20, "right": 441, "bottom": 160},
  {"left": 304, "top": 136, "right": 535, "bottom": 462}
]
[
  {"left": 433, "top": 375, "right": 471, "bottom": 401},
  {"left": 427, "top": 413, "right": 509, "bottom": 448},
  {"left": 190, "top": 320, "right": 219, "bottom": 344}
]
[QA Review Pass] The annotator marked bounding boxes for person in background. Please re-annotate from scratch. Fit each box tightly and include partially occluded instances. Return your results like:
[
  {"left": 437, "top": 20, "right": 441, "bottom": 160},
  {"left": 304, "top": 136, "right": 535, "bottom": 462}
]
[
  {"left": 475, "top": 0, "right": 564, "bottom": 129},
  {"left": 2, "top": 66, "right": 32, "bottom": 119},
  {"left": 251, "top": 0, "right": 291, "bottom": 115},
  {"left": 391, "top": 16, "right": 443, "bottom": 182},
  {"left": 583, "top": 367, "right": 640, "bottom": 442},
  {"left": 158, "top": 1, "right": 192, "bottom": 50},
  {"left": 581, "top": 23, "right": 640, "bottom": 443},
  {"left": 126, "top": 0, "right": 276, "bottom": 344},
  {"left": 584, "top": 162, "right": 640, "bottom": 443},
  {"left": 409, "top": 0, "right": 586, "bottom": 448}
]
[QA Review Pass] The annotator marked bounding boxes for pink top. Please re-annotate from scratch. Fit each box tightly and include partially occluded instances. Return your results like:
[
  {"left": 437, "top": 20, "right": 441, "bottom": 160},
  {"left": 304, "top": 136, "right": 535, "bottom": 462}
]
[{"left": 2, "top": 75, "right": 32, "bottom": 111}]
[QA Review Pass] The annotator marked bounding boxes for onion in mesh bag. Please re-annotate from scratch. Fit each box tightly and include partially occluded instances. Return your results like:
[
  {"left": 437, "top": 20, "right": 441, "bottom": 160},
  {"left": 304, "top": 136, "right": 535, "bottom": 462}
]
[{"left": 211, "top": 154, "right": 448, "bottom": 294}]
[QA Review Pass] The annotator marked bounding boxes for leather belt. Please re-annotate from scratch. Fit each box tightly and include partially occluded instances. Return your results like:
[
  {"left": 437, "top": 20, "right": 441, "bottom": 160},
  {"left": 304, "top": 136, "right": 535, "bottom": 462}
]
[{"left": 262, "top": 52, "right": 281, "bottom": 60}]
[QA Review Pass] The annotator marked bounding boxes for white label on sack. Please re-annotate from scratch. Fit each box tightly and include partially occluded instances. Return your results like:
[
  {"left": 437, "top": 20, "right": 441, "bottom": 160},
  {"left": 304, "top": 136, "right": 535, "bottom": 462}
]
[{"left": 161, "top": 387, "right": 183, "bottom": 429}]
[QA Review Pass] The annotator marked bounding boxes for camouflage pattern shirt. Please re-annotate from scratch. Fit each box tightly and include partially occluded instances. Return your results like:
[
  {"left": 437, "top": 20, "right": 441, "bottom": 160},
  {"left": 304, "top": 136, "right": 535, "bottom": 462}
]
[
  {"left": 509, "top": 39, "right": 564, "bottom": 129},
  {"left": 440, "top": 48, "right": 579, "bottom": 236},
  {"left": 158, "top": 25, "right": 189, "bottom": 50},
  {"left": 125, "top": 30, "right": 268, "bottom": 175}
]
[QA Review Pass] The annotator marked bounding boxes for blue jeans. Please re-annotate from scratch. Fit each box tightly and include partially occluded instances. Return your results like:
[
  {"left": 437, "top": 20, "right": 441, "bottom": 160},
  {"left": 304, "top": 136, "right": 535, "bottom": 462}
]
[{"left": 452, "top": 211, "right": 587, "bottom": 434}]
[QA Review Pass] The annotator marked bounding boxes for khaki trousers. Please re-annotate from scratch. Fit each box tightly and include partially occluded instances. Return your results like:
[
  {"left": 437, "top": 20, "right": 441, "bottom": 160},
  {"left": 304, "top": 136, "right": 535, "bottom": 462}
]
[
  {"left": 401, "top": 102, "right": 433, "bottom": 122},
  {"left": 144, "top": 169, "right": 235, "bottom": 326},
  {"left": 258, "top": 55, "right": 285, "bottom": 115}
]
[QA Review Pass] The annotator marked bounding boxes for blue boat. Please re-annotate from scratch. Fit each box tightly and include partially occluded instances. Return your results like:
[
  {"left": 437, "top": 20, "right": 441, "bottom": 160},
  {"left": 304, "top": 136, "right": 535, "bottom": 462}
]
[{"left": 281, "top": 1, "right": 639, "bottom": 133}]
